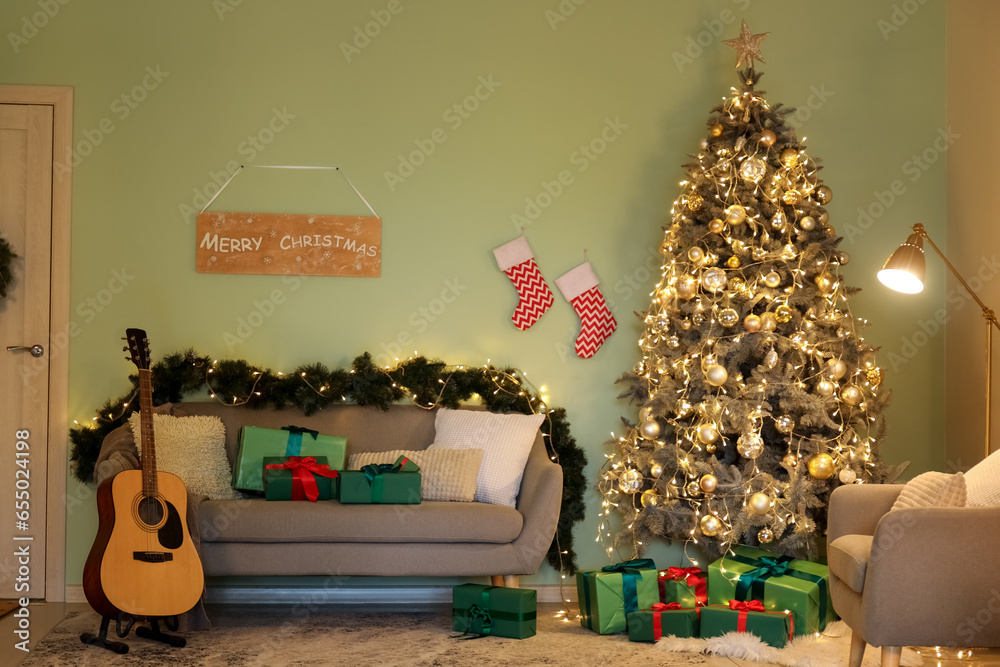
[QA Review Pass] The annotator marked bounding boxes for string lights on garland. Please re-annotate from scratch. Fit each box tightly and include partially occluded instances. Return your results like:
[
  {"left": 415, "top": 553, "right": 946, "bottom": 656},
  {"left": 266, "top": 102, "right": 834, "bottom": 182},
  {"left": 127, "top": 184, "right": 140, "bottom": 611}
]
[
  {"left": 69, "top": 350, "right": 586, "bottom": 577},
  {"left": 599, "top": 44, "right": 894, "bottom": 562}
]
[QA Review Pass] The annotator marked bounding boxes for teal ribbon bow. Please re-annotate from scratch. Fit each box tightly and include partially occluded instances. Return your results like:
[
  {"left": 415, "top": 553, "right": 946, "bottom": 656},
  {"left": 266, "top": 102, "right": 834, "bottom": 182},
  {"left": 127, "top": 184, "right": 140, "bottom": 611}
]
[
  {"left": 596, "top": 558, "right": 655, "bottom": 618},
  {"left": 359, "top": 462, "right": 400, "bottom": 503},
  {"left": 452, "top": 587, "right": 495, "bottom": 640},
  {"left": 281, "top": 425, "right": 319, "bottom": 456},
  {"left": 730, "top": 552, "right": 828, "bottom": 628}
]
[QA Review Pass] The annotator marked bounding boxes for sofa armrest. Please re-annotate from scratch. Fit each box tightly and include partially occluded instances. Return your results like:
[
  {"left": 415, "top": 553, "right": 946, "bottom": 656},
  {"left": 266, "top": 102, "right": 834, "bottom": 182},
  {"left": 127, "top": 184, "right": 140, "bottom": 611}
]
[
  {"left": 861, "top": 505, "right": 1000, "bottom": 646},
  {"left": 827, "top": 483, "right": 903, "bottom": 544},
  {"left": 510, "top": 441, "right": 563, "bottom": 574}
]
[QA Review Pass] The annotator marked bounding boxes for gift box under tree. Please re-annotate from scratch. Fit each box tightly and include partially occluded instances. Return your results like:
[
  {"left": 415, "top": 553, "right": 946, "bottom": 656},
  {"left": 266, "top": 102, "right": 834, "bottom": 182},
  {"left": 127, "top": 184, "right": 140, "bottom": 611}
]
[
  {"left": 452, "top": 584, "right": 537, "bottom": 639},
  {"left": 707, "top": 545, "right": 834, "bottom": 637},
  {"left": 338, "top": 455, "right": 421, "bottom": 504},
  {"left": 576, "top": 558, "right": 659, "bottom": 634},
  {"left": 659, "top": 566, "right": 707, "bottom": 608},
  {"left": 263, "top": 456, "right": 338, "bottom": 501},
  {"left": 627, "top": 603, "right": 700, "bottom": 643},
  {"left": 700, "top": 601, "right": 794, "bottom": 648},
  {"left": 233, "top": 425, "right": 346, "bottom": 492}
]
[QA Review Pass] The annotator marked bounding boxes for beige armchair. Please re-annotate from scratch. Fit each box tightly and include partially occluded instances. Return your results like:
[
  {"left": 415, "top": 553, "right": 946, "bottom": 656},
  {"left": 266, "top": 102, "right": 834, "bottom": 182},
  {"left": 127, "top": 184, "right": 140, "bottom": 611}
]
[{"left": 827, "top": 483, "right": 1000, "bottom": 666}]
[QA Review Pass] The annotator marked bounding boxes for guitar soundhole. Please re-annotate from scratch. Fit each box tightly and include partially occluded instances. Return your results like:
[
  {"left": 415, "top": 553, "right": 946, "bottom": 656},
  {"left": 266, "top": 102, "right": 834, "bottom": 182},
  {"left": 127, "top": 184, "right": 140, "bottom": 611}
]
[{"left": 135, "top": 495, "right": 165, "bottom": 530}]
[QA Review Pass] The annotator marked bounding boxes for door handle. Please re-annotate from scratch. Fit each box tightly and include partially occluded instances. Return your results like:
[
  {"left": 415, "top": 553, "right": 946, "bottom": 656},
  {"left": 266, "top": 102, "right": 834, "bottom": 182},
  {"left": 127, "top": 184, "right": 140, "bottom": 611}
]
[{"left": 7, "top": 345, "right": 44, "bottom": 358}]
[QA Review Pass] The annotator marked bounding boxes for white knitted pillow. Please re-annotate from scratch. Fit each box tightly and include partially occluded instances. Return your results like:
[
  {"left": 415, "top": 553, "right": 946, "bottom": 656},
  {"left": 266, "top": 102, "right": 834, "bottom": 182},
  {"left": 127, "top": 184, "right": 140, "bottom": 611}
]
[
  {"left": 348, "top": 449, "right": 483, "bottom": 502},
  {"left": 426, "top": 408, "right": 544, "bottom": 507},
  {"left": 131, "top": 413, "right": 240, "bottom": 501},
  {"left": 965, "top": 449, "right": 1000, "bottom": 506},
  {"left": 890, "top": 471, "right": 966, "bottom": 511}
]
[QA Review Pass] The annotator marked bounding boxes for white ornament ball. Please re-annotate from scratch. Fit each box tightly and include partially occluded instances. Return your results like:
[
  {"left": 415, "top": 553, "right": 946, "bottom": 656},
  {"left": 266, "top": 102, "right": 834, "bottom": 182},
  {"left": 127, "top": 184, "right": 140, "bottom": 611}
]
[
  {"left": 697, "top": 423, "right": 720, "bottom": 445},
  {"left": 688, "top": 246, "right": 705, "bottom": 263},
  {"left": 827, "top": 358, "right": 848, "bottom": 379},
  {"left": 725, "top": 204, "right": 747, "bottom": 225},
  {"left": 748, "top": 492, "right": 771, "bottom": 515},
  {"left": 650, "top": 462, "right": 664, "bottom": 478},
  {"left": 816, "top": 379, "right": 836, "bottom": 398},
  {"left": 839, "top": 468, "right": 858, "bottom": 484},
  {"left": 640, "top": 419, "right": 661, "bottom": 440},
  {"left": 705, "top": 364, "right": 729, "bottom": 387}
]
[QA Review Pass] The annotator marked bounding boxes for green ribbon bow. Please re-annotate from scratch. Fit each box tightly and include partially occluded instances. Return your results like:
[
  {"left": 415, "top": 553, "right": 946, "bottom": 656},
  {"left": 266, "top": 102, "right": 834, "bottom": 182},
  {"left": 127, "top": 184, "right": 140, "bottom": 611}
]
[
  {"left": 281, "top": 425, "right": 319, "bottom": 455},
  {"left": 730, "top": 552, "right": 827, "bottom": 628},
  {"left": 359, "top": 462, "right": 400, "bottom": 503}
]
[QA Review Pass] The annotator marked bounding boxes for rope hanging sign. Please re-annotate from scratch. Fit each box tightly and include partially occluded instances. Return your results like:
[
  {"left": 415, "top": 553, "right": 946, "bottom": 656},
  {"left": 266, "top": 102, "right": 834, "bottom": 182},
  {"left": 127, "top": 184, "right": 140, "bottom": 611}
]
[{"left": 195, "top": 165, "right": 381, "bottom": 277}]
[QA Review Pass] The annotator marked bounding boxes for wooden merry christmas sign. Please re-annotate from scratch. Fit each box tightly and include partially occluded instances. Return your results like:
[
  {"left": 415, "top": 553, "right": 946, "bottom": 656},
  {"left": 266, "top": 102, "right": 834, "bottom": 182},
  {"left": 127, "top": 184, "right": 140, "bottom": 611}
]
[{"left": 196, "top": 211, "right": 381, "bottom": 277}]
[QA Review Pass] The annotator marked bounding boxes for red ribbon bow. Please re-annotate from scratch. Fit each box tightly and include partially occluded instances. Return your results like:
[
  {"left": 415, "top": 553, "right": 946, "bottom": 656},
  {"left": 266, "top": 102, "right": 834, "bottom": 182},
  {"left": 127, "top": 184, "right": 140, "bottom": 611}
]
[
  {"left": 652, "top": 602, "right": 683, "bottom": 611},
  {"left": 265, "top": 456, "right": 339, "bottom": 501},
  {"left": 659, "top": 566, "right": 708, "bottom": 607},
  {"left": 728, "top": 599, "right": 765, "bottom": 612},
  {"left": 726, "top": 599, "right": 793, "bottom": 638}
]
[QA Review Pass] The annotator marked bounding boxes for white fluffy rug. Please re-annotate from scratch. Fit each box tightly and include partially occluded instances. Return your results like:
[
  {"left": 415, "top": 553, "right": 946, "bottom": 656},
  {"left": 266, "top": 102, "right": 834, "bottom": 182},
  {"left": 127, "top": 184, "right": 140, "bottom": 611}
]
[{"left": 656, "top": 621, "right": 923, "bottom": 666}]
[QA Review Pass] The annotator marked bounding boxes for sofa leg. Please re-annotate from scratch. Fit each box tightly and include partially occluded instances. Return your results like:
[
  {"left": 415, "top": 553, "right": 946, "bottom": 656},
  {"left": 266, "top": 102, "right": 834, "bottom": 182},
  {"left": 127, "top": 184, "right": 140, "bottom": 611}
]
[
  {"left": 490, "top": 576, "right": 504, "bottom": 587},
  {"left": 880, "top": 645, "right": 901, "bottom": 667},
  {"left": 848, "top": 629, "right": 866, "bottom": 667},
  {"left": 502, "top": 576, "right": 519, "bottom": 589}
]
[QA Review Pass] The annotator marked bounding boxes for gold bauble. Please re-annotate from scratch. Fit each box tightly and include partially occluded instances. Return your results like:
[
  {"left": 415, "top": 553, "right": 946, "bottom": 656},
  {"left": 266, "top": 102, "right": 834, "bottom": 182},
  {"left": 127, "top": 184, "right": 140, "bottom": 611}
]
[
  {"left": 640, "top": 489, "right": 661, "bottom": 508},
  {"left": 799, "top": 215, "right": 816, "bottom": 231},
  {"left": 619, "top": 468, "right": 643, "bottom": 493},
  {"left": 710, "top": 123, "right": 724, "bottom": 137},
  {"left": 688, "top": 246, "right": 705, "bottom": 263},
  {"left": 687, "top": 194, "right": 704, "bottom": 211},
  {"left": 699, "top": 474, "right": 718, "bottom": 494},
  {"left": 640, "top": 419, "right": 661, "bottom": 440},
  {"left": 839, "top": 468, "right": 858, "bottom": 484},
  {"left": 639, "top": 406, "right": 655, "bottom": 422},
  {"left": 709, "top": 218, "right": 726, "bottom": 234},
  {"left": 677, "top": 276, "right": 698, "bottom": 299},
  {"left": 686, "top": 481, "right": 701, "bottom": 496},
  {"left": 705, "top": 442, "right": 717, "bottom": 454},
  {"left": 841, "top": 385, "right": 863, "bottom": 406},
  {"left": 782, "top": 189, "right": 801, "bottom": 205},
  {"left": 697, "top": 423, "right": 720, "bottom": 444},
  {"left": 815, "top": 185, "right": 833, "bottom": 204},
  {"left": 744, "top": 314, "right": 762, "bottom": 332},
  {"left": 726, "top": 255, "right": 741, "bottom": 269},
  {"left": 748, "top": 492, "right": 771, "bottom": 515},
  {"left": 815, "top": 274, "right": 834, "bottom": 293},
  {"left": 827, "top": 358, "right": 847, "bottom": 379},
  {"left": 705, "top": 364, "right": 729, "bottom": 386},
  {"left": 760, "top": 312, "right": 778, "bottom": 332},
  {"left": 759, "top": 129, "right": 776, "bottom": 147},
  {"left": 866, "top": 367, "right": 883, "bottom": 387},
  {"left": 725, "top": 204, "right": 747, "bottom": 225},
  {"left": 808, "top": 453, "right": 835, "bottom": 479},
  {"left": 818, "top": 210, "right": 830, "bottom": 225},
  {"left": 650, "top": 462, "right": 664, "bottom": 478},
  {"left": 816, "top": 379, "right": 836, "bottom": 397},
  {"left": 763, "top": 271, "right": 782, "bottom": 288},
  {"left": 700, "top": 514, "right": 722, "bottom": 537},
  {"left": 758, "top": 527, "right": 774, "bottom": 543},
  {"left": 781, "top": 148, "right": 799, "bottom": 167},
  {"left": 680, "top": 318, "right": 692, "bottom": 330},
  {"left": 675, "top": 400, "right": 693, "bottom": 418},
  {"left": 774, "top": 304, "right": 793, "bottom": 323},
  {"left": 782, "top": 452, "right": 799, "bottom": 468}
]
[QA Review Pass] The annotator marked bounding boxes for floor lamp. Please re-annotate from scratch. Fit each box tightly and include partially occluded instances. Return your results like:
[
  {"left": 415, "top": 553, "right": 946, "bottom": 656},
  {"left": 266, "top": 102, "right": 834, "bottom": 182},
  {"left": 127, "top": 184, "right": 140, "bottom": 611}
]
[{"left": 878, "top": 223, "right": 1000, "bottom": 459}]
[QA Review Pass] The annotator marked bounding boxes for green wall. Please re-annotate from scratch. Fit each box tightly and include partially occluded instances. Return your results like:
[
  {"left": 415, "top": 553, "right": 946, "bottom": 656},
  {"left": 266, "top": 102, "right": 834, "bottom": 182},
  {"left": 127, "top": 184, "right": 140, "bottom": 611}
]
[{"left": 1, "top": 0, "right": 947, "bottom": 588}]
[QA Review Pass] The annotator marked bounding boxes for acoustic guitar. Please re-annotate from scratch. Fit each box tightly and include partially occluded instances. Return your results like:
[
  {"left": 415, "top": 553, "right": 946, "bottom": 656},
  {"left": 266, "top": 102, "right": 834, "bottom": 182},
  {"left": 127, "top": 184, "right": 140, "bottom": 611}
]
[{"left": 83, "top": 328, "right": 204, "bottom": 621}]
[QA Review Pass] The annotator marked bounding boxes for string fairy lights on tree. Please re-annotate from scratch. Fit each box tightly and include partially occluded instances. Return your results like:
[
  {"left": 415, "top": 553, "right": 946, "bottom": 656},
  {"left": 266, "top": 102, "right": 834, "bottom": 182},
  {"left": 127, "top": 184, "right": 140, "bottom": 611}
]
[{"left": 599, "top": 22, "right": 890, "bottom": 559}]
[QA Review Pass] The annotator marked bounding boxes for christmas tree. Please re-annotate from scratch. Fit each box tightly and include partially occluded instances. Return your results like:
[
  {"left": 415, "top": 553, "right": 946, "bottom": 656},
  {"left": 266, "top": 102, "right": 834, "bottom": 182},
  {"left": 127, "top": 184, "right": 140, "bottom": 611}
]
[{"left": 599, "top": 23, "right": 889, "bottom": 558}]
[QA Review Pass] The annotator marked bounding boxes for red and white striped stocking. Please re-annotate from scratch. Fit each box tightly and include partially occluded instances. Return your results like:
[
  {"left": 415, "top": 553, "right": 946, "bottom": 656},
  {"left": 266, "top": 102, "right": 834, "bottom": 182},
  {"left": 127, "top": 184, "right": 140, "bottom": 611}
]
[
  {"left": 493, "top": 236, "right": 554, "bottom": 331},
  {"left": 556, "top": 262, "right": 617, "bottom": 358}
]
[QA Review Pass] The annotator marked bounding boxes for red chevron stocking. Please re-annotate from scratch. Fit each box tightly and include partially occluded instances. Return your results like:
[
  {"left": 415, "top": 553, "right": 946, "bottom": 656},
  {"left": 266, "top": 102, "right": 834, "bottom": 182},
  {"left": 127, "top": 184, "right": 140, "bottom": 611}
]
[
  {"left": 556, "top": 262, "right": 617, "bottom": 358},
  {"left": 493, "top": 236, "right": 554, "bottom": 330}
]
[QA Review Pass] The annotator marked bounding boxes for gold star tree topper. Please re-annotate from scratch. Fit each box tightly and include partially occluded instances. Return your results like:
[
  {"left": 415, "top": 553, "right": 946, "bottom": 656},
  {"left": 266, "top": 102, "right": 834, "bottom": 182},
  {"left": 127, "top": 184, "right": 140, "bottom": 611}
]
[{"left": 723, "top": 20, "right": 769, "bottom": 69}]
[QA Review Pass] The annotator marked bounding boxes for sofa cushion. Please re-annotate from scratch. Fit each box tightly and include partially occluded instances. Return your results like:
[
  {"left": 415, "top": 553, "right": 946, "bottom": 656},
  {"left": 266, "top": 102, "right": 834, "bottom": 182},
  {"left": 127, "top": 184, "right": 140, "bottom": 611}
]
[
  {"left": 964, "top": 448, "right": 1000, "bottom": 506},
  {"left": 828, "top": 534, "right": 873, "bottom": 594},
  {"left": 130, "top": 413, "right": 240, "bottom": 501},
  {"left": 890, "top": 471, "right": 966, "bottom": 511},
  {"left": 427, "top": 408, "right": 544, "bottom": 507},
  {"left": 197, "top": 499, "right": 523, "bottom": 544},
  {"left": 348, "top": 448, "right": 483, "bottom": 502}
]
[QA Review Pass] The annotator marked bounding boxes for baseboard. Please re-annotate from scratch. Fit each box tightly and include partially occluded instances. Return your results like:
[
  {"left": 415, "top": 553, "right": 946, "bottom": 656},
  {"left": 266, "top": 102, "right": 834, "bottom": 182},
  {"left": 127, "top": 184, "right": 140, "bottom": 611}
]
[{"left": 65, "top": 584, "right": 577, "bottom": 606}]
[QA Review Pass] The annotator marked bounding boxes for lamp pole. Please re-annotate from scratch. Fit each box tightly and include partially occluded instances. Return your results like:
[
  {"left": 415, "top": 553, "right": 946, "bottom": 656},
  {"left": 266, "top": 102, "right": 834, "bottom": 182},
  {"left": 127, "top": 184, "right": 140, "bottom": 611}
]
[{"left": 911, "top": 223, "right": 1000, "bottom": 458}]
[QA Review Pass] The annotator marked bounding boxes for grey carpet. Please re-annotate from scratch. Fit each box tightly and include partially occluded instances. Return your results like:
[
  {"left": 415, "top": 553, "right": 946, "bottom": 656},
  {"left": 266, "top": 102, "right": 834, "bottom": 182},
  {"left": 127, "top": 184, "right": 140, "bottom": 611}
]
[{"left": 20, "top": 604, "right": 700, "bottom": 666}]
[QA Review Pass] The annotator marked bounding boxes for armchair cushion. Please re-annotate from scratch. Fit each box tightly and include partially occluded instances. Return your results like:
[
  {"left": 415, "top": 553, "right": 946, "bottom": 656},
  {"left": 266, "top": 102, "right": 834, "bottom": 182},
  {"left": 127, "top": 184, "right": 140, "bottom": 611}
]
[
  {"left": 965, "top": 448, "right": 1000, "bottom": 506},
  {"left": 890, "top": 471, "right": 965, "bottom": 511},
  {"left": 827, "top": 534, "right": 873, "bottom": 594}
]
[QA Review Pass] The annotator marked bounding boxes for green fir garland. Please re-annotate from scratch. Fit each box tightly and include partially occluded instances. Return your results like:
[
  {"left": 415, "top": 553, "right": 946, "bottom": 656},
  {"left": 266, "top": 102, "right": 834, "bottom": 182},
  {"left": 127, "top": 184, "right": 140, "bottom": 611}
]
[
  {"left": 0, "top": 233, "right": 16, "bottom": 299},
  {"left": 69, "top": 350, "right": 586, "bottom": 573}
]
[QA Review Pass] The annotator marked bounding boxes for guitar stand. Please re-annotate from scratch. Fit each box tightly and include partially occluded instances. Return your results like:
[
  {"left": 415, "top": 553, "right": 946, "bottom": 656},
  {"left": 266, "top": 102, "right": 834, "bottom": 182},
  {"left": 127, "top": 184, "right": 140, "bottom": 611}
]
[{"left": 81, "top": 613, "right": 185, "bottom": 653}]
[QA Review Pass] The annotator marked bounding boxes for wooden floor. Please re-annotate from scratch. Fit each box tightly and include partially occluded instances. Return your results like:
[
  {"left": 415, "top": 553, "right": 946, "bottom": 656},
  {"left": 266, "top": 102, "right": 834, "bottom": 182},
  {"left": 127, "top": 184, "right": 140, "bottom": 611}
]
[{"left": 4, "top": 601, "right": 1000, "bottom": 666}]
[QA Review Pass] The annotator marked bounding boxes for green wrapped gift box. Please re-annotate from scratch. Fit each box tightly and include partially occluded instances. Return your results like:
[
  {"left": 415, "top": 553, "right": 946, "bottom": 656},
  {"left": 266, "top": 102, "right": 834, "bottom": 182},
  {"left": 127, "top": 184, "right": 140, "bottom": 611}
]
[
  {"left": 700, "top": 602, "right": 794, "bottom": 648},
  {"left": 707, "top": 545, "right": 835, "bottom": 636},
  {"left": 627, "top": 604, "right": 700, "bottom": 642},
  {"left": 233, "top": 425, "right": 346, "bottom": 493},
  {"left": 338, "top": 455, "right": 421, "bottom": 504},
  {"left": 659, "top": 566, "right": 707, "bottom": 608},
  {"left": 576, "top": 558, "right": 659, "bottom": 634},
  {"left": 263, "top": 456, "right": 338, "bottom": 501},
  {"left": 452, "top": 584, "right": 537, "bottom": 639}
]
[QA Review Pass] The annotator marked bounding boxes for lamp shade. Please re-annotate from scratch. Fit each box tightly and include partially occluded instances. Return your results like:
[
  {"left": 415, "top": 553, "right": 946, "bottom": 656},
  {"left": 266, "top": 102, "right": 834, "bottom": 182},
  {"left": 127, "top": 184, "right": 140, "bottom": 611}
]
[{"left": 877, "top": 232, "right": 926, "bottom": 294}]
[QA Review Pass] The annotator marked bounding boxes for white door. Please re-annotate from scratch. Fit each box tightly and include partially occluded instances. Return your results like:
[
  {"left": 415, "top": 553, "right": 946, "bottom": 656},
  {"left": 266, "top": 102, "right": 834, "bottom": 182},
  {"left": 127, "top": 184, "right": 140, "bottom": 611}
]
[{"left": 0, "top": 103, "right": 54, "bottom": 599}]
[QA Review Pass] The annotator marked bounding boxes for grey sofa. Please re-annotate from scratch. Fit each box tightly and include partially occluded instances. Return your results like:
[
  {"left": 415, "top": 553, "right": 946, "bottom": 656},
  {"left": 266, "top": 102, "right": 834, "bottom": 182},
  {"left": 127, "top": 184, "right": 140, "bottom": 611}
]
[{"left": 98, "top": 402, "right": 563, "bottom": 588}]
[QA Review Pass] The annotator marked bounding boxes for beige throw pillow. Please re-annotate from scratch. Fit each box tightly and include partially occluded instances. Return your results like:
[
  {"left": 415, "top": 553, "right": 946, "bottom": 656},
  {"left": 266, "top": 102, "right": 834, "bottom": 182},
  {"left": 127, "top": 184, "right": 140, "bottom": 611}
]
[
  {"left": 964, "top": 449, "right": 1000, "bottom": 506},
  {"left": 131, "top": 413, "right": 240, "bottom": 500},
  {"left": 348, "top": 449, "right": 483, "bottom": 502},
  {"left": 890, "top": 471, "right": 966, "bottom": 511},
  {"left": 426, "top": 408, "right": 544, "bottom": 507}
]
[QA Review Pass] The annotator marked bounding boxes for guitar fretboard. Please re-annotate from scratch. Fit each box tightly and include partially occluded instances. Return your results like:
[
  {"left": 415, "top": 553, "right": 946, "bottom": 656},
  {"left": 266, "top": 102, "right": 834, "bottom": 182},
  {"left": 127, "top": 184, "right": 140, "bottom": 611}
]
[{"left": 137, "top": 369, "right": 158, "bottom": 499}]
